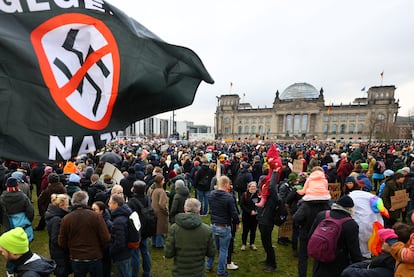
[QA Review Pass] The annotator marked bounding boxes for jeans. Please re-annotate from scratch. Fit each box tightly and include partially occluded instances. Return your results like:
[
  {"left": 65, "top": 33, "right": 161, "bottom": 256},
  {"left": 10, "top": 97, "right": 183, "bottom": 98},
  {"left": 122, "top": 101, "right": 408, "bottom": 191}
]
[
  {"left": 114, "top": 258, "right": 132, "bottom": 277},
  {"left": 71, "top": 259, "right": 103, "bottom": 277},
  {"left": 206, "top": 224, "right": 232, "bottom": 275},
  {"left": 197, "top": 189, "right": 210, "bottom": 215},
  {"left": 152, "top": 234, "right": 164, "bottom": 248},
  {"left": 131, "top": 238, "right": 151, "bottom": 277}
]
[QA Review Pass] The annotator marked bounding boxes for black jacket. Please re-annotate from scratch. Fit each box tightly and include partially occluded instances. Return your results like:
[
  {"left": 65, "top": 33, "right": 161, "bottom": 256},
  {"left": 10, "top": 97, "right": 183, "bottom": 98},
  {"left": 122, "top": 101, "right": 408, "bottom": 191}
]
[
  {"left": 257, "top": 171, "right": 280, "bottom": 226},
  {"left": 209, "top": 189, "right": 239, "bottom": 226},
  {"left": 45, "top": 204, "right": 70, "bottom": 276},
  {"left": 292, "top": 199, "right": 330, "bottom": 238},
  {"left": 110, "top": 204, "right": 132, "bottom": 261}
]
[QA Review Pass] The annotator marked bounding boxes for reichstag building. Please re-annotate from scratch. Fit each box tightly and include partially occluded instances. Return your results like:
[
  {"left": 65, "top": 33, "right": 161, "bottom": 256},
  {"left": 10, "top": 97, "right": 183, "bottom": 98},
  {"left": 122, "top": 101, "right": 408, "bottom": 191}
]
[{"left": 214, "top": 83, "right": 399, "bottom": 142}]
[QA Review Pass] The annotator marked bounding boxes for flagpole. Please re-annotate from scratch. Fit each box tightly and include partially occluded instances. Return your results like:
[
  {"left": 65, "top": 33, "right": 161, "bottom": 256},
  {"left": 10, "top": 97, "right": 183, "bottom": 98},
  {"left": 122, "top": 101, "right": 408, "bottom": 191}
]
[
  {"left": 229, "top": 82, "right": 233, "bottom": 94},
  {"left": 380, "top": 71, "right": 384, "bottom": 86}
]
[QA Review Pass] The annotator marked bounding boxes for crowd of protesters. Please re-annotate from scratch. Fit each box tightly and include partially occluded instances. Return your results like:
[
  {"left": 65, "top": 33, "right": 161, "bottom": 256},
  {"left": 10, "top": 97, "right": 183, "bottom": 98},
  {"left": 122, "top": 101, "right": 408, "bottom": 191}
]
[{"left": 1, "top": 139, "right": 414, "bottom": 276}]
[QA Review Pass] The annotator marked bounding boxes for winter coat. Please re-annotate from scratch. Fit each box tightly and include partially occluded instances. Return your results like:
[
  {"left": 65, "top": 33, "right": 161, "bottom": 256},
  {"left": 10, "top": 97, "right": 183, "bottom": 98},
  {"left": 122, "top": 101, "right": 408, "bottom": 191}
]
[
  {"left": 310, "top": 207, "right": 363, "bottom": 277},
  {"left": 87, "top": 182, "right": 107, "bottom": 206},
  {"left": 356, "top": 174, "right": 373, "bottom": 192},
  {"left": 164, "top": 212, "right": 216, "bottom": 277},
  {"left": 341, "top": 253, "right": 395, "bottom": 277},
  {"left": 390, "top": 241, "right": 414, "bottom": 277},
  {"left": 169, "top": 186, "right": 189, "bottom": 223},
  {"left": 120, "top": 174, "right": 137, "bottom": 199},
  {"left": 10, "top": 252, "right": 56, "bottom": 277},
  {"left": 240, "top": 191, "right": 259, "bottom": 222},
  {"left": 109, "top": 204, "right": 132, "bottom": 261},
  {"left": 58, "top": 204, "right": 111, "bottom": 260},
  {"left": 252, "top": 161, "right": 263, "bottom": 183},
  {"left": 151, "top": 187, "right": 169, "bottom": 235},
  {"left": 38, "top": 183, "right": 67, "bottom": 211},
  {"left": 292, "top": 199, "right": 330, "bottom": 238},
  {"left": 381, "top": 178, "right": 405, "bottom": 221},
  {"left": 45, "top": 204, "right": 70, "bottom": 276},
  {"left": 209, "top": 189, "right": 240, "bottom": 226},
  {"left": 65, "top": 182, "right": 81, "bottom": 198},
  {"left": 0, "top": 190, "right": 34, "bottom": 232},
  {"left": 257, "top": 171, "right": 281, "bottom": 226},
  {"left": 194, "top": 164, "right": 214, "bottom": 191}
]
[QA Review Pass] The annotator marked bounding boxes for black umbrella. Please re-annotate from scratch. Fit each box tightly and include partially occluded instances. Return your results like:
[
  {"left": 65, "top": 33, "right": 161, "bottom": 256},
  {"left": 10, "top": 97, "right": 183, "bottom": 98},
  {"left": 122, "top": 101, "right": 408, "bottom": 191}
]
[{"left": 99, "top": 152, "right": 122, "bottom": 165}]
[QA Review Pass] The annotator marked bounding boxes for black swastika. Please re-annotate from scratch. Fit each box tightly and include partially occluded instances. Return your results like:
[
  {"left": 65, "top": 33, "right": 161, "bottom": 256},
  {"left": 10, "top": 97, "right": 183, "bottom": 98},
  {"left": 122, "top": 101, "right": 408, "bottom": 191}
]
[{"left": 53, "top": 28, "right": 110, "bottom": 116}]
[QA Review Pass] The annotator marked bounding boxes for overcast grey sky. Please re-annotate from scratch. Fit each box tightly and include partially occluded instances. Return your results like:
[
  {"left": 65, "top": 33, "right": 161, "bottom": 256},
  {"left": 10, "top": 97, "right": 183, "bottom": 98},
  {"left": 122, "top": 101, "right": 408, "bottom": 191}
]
[{"left": 114, "top": 0, "right": 414, "bottom": 127}]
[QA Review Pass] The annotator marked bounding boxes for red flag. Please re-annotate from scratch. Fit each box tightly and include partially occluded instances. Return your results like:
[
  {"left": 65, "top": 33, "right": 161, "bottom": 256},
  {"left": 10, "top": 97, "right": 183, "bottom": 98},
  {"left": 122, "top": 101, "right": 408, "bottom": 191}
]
[{"left": 380, "top": 71, "right": 384, "bottom": 78}]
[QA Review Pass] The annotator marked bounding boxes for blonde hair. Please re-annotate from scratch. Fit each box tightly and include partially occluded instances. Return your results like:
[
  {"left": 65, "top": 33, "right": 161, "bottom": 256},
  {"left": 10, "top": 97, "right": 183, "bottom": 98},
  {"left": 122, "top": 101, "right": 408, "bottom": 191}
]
[
  {"left": 91, "top": 174, "right": 100, "bottom": 183},
  {"left": 217, "top": 175, "right": 230, "bottom": 188},
  {"left": 51, "top": 193, "right": 70, "bottom": 207}
]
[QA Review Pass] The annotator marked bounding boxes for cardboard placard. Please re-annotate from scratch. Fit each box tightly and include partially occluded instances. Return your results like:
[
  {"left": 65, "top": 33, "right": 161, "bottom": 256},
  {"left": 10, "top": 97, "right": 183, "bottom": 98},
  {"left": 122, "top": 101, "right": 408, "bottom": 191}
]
[
  {"left": 278, "top": 205, "right": 293, "bottom": 238},
  {"left": 101, "top": 162, "right": 124, "bottom": 185},
  {"left": 390, "top": 189, "right": 409, "bottom": 210},
  {"left": 328, "top": 183, "right": 341, "bottom": 201},
  {"left": 292, "top": 160, "right": 303, "bottom": 173}
]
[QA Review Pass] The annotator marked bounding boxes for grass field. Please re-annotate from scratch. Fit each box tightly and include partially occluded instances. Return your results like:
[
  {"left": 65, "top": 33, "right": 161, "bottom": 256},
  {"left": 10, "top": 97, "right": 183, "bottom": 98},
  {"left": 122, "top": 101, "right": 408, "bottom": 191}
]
[{"left": 1, "top": 192, "right": 312, "bottom": 277}]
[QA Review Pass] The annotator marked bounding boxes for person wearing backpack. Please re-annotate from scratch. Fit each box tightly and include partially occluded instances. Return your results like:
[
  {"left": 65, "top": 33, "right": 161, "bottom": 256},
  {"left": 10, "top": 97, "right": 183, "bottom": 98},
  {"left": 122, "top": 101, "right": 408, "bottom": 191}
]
[
  {"left": 127, "top": 181, "right": 153, "bottom": 277},
  {"left": 108, "top": 194, "right": 133, "bottom": 277},
  {"left": 308, "top": 195, "right": 363, "bottom": 277},
  {"left": 293, "top": 167, "right": 331, "bottom": 277},
  {"left": 234, "top": 162, "right": 253, "bottom": 204},
  {"left": 194, "top": 156, "right": 214, "bottom": 216}
]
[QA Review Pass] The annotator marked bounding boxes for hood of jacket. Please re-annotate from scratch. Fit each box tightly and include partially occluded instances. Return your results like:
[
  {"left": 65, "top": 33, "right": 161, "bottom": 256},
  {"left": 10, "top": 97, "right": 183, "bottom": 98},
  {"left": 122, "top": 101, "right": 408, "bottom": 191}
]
[
  {"left": 175, "top": 212, "right": 202, "bottom": 230},
  {"left": 111, "top": 204, "right": 132, "bottom": 218},
  {"left": 176, "top": 185, "right": 190, "bottom": 197},
  {"left": 15, "top": 253, "right": 56, "bottom": 275},
  {"left": 45, "top": 204, "right": 68, "bottom": 222}
]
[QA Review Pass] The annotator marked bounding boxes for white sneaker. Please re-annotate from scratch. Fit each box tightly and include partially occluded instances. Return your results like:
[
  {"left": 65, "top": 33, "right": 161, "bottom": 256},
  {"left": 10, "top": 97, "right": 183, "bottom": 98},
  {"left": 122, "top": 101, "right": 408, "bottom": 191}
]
[
  {"left": 250, "top": 244, "right": 257, "bottom": 250},
  {"left": 227, "top": 262, "right": 239, "bottom": 270},
  {"left": 240, "top": 244, "right": 246, "bottom": 251}
]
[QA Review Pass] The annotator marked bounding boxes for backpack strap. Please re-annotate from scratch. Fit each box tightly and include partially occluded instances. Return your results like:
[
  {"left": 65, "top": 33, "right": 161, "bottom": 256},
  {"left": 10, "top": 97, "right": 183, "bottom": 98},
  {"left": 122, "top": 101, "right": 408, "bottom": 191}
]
[{"left": 326, "top": 210, "right": 353, "bottom": 225}]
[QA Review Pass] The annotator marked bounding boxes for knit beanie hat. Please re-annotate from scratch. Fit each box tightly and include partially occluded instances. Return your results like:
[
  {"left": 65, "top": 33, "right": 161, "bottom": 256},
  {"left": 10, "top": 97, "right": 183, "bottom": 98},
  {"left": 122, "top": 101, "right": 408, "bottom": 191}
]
[
  {"left": 11, "top": 171, "right": 24, "bottom": 181},
  {"left": 336, "top": 195, "right": 354, "bottom": 208},
  {"left": 0, "top": 227, "right": 29, "bottom": 254},
  {"left": 6, "top": 177, "right": 21, "bottom": 187},
  {"left": 378, "top": 228, "right": 398, "bottom": 242},
  {"left": 383, "top": 169, "right": 394, "bottom": 177},
  {"left": 360, "top": 163, "right": 369, "bottom": 170},
  {"left": 69, "top": 173, "right": 81, "bottom": 183},
  {"left": 288, "top": 173, "right": 298, "bottom": 183},
  {"left": 297, "top": 170, "right": 331, "bottom": 201},
  {"left": 48, "top": 173, "right": 60, "bottom": 184}
]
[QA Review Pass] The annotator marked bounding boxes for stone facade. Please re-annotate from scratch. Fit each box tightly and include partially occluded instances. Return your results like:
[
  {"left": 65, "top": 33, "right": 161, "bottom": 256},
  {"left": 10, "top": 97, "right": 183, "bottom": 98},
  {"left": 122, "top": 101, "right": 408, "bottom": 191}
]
[{"left": 215, "top": 83, "right": 399, "bottom": 142}]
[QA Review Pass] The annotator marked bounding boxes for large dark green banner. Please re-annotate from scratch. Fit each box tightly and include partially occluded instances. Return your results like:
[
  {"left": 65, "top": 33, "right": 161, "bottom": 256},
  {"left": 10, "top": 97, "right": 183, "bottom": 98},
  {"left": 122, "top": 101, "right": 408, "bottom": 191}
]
[{"left": 0, "top": 1, "right": 213, "bottom": 162}]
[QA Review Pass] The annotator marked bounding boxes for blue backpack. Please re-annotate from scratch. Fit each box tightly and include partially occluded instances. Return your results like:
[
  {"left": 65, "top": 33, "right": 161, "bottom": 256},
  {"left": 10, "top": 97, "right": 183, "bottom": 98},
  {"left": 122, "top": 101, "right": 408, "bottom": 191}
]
[{"left": 9, "top": 212, "right": 34, "bottom": 242}]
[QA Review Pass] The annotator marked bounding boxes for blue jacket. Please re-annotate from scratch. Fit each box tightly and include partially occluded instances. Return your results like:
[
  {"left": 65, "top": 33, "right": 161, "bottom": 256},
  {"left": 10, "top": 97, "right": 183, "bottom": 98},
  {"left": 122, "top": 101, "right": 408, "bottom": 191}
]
[{"left": 110, "top": 204, "right": 132, "bottom": 261}]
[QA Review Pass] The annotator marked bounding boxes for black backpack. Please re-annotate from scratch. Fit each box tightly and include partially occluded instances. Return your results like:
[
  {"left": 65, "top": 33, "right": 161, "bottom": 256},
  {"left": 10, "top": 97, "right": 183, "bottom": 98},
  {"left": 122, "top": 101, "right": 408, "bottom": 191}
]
[
  {"left": 136, "top": 197, "right": 157, "bottom": 238},
  {"left": 272, "top": 195, "right": 288, "bottom": 226},
  {"left": 234, "top": 172, "right": 248, "bottom": 192}
]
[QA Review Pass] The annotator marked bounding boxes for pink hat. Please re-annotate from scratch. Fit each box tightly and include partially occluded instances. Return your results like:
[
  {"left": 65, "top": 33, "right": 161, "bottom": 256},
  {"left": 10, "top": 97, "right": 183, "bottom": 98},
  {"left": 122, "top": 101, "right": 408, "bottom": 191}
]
[
  {"left": 297, "top": 170, "right": 331, "bottom": 201},
  {"left": 377, "top": 228, "right": 397, "bottom": 242}
]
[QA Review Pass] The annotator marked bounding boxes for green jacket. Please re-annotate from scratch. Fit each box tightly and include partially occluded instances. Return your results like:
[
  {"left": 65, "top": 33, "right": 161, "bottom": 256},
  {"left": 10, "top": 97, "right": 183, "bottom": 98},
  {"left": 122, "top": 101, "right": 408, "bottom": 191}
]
[{"left": 164, "top": 213, "right": 216, "bottom": 277}]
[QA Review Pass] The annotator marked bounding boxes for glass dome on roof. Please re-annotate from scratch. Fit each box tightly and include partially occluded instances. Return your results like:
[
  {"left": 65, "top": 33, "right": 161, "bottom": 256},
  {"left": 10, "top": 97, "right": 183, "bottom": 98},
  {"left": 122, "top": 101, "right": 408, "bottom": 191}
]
[{"left": 280, "top": 82, "right": 319, "bottom": 100}]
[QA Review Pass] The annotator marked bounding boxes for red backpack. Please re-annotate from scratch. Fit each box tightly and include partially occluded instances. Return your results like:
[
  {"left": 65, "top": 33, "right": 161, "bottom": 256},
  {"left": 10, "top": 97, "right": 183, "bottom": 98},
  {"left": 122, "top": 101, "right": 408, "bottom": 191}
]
[{"left": 307, "top": 210, "right": 352, "bottom": 263}]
